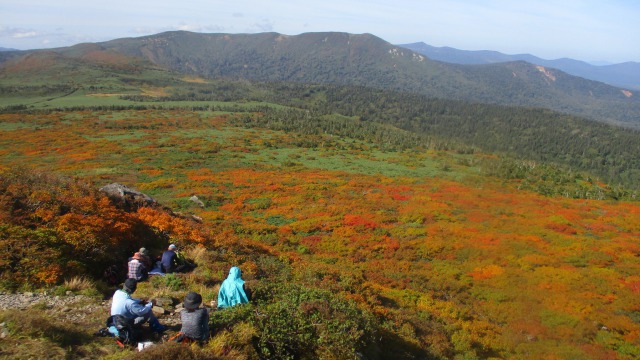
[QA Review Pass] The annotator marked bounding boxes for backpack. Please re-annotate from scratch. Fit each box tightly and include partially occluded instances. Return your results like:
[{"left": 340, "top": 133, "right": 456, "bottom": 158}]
[{"left": 106, "top": 315, "right": 140, "bottom": 346}]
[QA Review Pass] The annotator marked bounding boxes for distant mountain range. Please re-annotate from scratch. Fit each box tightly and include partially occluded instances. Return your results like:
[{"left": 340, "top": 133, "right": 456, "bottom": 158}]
[
  {"left": 399, "top": 42, "right": 640, "bottom": 90},
  {"left": 1, "top": 31, "right": 638, "bottom": 126}
]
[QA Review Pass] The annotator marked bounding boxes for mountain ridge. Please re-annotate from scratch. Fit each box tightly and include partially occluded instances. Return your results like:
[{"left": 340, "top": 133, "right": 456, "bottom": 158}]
[
  {"left": 1, "top": 30, "right": 639, "bottom": 127},
  {"left": 399, "top": 41, "right": 640, "bottom": 90}
]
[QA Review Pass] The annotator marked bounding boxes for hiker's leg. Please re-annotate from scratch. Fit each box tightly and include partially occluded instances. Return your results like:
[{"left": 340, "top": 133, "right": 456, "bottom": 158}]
[{"left": 147, "top": 312, "right": 167, "bottom": 333}]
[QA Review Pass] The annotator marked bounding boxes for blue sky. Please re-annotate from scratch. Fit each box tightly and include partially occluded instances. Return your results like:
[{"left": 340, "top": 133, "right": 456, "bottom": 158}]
[{"left": 1, "top": 0, "right": 638, "bottom": 63}]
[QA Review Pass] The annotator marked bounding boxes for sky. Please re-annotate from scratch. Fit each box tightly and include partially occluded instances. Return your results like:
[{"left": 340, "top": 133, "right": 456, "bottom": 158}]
[{"left": 1, "top": 0, "right": 639, "bottom": 64}]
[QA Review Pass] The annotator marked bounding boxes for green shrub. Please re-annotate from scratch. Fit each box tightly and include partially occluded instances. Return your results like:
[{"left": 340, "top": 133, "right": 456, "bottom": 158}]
[
  {"left": 251, "top": 284, "right": 376, "bottom": 359},
  {"left": 208, "top": 283, "right": 378, "bottom": 359},
  {"left": 151, "top": 273, "right": 184, "bottom": 291}
]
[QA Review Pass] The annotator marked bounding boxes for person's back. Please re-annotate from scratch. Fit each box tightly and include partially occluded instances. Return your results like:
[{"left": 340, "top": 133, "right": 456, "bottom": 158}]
[
  {"left": 110, "top": 288, "right": 131, "bottom": 317},
  {"left": 109, "top": 279, "right": 167, "bottom": 333},
  {"left": 138, "top": 247, "right": 153, "bottom": 269},
  {"left": 179, "top": 292, "right": 209, "bottom": 342},
  {"left": 217, "top": 266, "right": 250, "bottom": 308},
  {"left": 127, "top": 252, "right": 147, "bottom": 281},
  {"left": 161, "top": 245, "right": 177, "bottom": 273}
]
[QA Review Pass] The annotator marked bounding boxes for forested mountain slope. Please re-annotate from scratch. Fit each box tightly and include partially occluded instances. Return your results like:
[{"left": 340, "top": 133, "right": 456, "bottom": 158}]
[
  {"left": 1, "top": 30, "right": 638, "bottom": 126},
  {"left": 400, "top": 41, "right": 640, "bottom": 90}
]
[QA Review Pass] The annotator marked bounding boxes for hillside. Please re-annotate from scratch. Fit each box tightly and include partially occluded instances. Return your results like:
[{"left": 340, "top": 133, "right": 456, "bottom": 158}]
[
  {"left": 1, "top": 49, "right": 639, "bottom": 190},
  {"left": 1, "top": 32, "right": 640, "bottom": 359},
  {"left": 399, "top": 41, "right": 640, "bottom": 91},
  {"left": 1, "top": 31, "right": 638, "bottom": 127},
  {"left": 1, "top": 107, "right": 640, "bottom": 359},
  {"left": 96, "top": 31, "right": 639, "bottom": 126}
]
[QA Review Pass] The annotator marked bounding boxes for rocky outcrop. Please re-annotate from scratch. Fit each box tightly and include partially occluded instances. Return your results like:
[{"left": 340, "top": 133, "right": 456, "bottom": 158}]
[
  {"left": 189, "top": 195, "right": 205, "bottom": 208},
  {"left": 99, "top": 183, "right": 157, "bottom": 211}
]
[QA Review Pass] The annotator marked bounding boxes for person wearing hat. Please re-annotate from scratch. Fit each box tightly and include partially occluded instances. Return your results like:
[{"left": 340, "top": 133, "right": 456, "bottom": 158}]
[
  {"left": 127, "top": 252, "right": 148, "bottom": 281},
  {"left": 178, "top": 292, "right": 210, "bottom": 343},
  {"left": 161, "top": 244, "right": 180, "bottom": 273},
  {"left": 161, "top": 244, "right": 194, "bottom": 273},
  {"left": 217, "top": 266, "right": 250, "bottom": 309},
  {"left": 110, "top": 278, "right": 167, "bottom": 333},
  {"left": 138, "top": 247, "right": 153, "bottom": 269}
]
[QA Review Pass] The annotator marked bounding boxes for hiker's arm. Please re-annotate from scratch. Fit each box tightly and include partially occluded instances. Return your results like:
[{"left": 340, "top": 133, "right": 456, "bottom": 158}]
[{"left": 128, "top": 300, "right": 152, "bottom": 316}]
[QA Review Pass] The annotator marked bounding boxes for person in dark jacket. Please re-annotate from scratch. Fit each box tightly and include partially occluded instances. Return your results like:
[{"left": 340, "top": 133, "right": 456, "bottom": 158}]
[
  {"left": 161, "top": 244, "right": 180, "bottom": 273},
  {"left": 161, "top": 244, "right": 194, "bottom": 273},
  {"left": 178, "top": 292, "right": 210, "bottom": 343}
]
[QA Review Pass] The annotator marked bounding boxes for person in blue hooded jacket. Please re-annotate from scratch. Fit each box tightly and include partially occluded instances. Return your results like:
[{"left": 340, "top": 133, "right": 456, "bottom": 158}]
[{"left": 217, "top": 266, "right": 250, "bottom": 308}]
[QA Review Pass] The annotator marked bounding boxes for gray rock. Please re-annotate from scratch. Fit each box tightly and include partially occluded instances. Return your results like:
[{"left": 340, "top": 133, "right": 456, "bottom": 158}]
[
  {"left": 154, "top": 297, "right": 173, "bottom": 308},
  {"left": 152, "top": 306, "right": 165, "bottom": 316},
  {"left": 189, "top": 195, "right": 205, "bottom": 208},
  {"left": 99, "top": 183, "right": 156, "bottom": 208}
]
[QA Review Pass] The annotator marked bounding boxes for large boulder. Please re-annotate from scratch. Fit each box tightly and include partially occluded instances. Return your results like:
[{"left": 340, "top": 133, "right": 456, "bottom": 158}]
[{"left": 99, "top": 183, "right": 156, "bottom": 210}]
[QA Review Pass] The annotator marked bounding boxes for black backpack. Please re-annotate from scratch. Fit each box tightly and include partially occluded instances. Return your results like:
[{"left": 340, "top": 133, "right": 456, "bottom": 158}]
[{"left": 106, "top": 315, "right": 140, "bottom": 346}]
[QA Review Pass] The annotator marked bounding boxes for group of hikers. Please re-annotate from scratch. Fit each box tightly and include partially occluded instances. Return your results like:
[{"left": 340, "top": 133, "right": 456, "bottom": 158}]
[
  {"left": 126, "top": 244, "right": 194, "bottom": 281},
  {"left": 108, "top": 244, "right": 251, "bottom": 344}
]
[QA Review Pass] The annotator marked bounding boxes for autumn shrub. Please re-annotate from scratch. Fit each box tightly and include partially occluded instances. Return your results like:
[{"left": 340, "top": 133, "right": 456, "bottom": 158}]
[
  {"left": 0, "top": 225, "right": 66, "bottom": 289},
  {"left": 0, "top": 167, "right": 207, "bottom": 288},
  {"left": 0, "top": 169, "right": 136, "bottom": 287}
]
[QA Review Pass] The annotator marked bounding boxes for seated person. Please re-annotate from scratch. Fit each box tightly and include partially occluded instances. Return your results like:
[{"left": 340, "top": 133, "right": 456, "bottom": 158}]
[
  {"left": 179, "top": 292, "right": 210, "bottom": 343},
  {"left": 110, "top": 278, "right": 166, "bottom": 333},
  {"left": 138, "top": 247, "right": 153, "bottom": 270},
  {"left": 161, "top": 244, "right": 181, "bottom": 273},
  {"left": 217, "top": 266, "right": 250, "bottom": 308},
  {"left": 127, "top": 252, "right": 148, "bottom": 281},
  {"left": 161, "top": 244, "right": 194, "bottom": 273}
]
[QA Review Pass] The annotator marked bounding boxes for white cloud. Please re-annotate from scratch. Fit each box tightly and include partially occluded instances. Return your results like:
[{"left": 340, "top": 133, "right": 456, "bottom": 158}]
[
  {"left": 13, "top": 31, "right": 38, "bottom": 39},
  {"left": 0, "top": 27, "right": 39, "bottom": 39}
]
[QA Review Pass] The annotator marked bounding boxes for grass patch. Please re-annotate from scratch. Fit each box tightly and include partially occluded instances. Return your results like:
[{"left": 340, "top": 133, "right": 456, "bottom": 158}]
[{"left": 0, "top": 309, "right": 93, "bottom": 348}]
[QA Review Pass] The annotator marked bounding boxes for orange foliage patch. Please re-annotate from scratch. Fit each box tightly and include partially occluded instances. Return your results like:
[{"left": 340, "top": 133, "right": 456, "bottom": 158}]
[
  {"left": 343, "top": 214, "right": 379, "bottom": 229},
  {"left": 545, "top": 222, "right": 578, "bottom": 235},
  {"left": 469, "top": 264, "right": 504, "bottom": 280}
]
